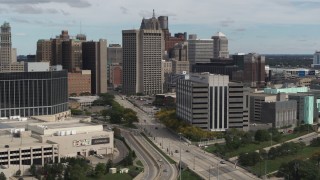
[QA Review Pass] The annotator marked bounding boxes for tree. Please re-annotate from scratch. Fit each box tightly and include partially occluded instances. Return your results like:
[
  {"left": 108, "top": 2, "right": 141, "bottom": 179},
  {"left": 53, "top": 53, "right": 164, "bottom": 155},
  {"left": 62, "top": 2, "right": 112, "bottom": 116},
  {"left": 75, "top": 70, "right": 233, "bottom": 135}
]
[
  {"left": 70, "top": 93, "right": 77, "bottom": 97},
  {"left": 106, "top": 159, "right": 113, "bottom": 173},
  {"left": 29, "top": 164, "right": 37, "bottom": 176},
  {"left": 310, "top": 137, "right": 320, "bottom": 147},
  {"left": 238, "top": 152, "right": 260, "bottom": 166},
  {"left": 278, "top": 159, "right": 320, "bottom": 180},
  {"left": 254, "top": 130, "right": 271, "bottom": 142},
  {"left": 71, "top": 109, "right": 83, "bottom": 115},
  {"left": 16, "top": 169, "right": 21, "bottom": 176},
  {"left": 94, "top": 163, "right": 106, "bottom": 177},
  {"left": 0, "top": 172, "right": 6, "bottom": 180}
]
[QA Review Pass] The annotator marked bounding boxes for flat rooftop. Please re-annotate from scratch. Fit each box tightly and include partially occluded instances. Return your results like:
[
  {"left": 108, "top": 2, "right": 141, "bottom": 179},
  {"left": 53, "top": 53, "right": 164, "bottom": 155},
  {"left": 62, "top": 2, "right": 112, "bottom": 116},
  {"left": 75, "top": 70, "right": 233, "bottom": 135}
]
[
  {"left": 69, "top": 96, "right": 99, "bottom": 103},
  {"left": 43, "top": 120, "right": 95, "bottom": 130},
  {"left": 0, "top": 118, "right": 42, "bottom": 130},
  {"left": 0, "top": 134, "right": 53, "bottom": 150}
]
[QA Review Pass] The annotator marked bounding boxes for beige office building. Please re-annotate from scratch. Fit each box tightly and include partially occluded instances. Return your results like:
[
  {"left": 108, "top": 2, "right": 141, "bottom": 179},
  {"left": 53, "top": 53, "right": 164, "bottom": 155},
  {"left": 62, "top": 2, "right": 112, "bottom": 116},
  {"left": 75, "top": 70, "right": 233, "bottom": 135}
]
[{"left": 122, "top": 29, "right": 164, "bottom": 95}]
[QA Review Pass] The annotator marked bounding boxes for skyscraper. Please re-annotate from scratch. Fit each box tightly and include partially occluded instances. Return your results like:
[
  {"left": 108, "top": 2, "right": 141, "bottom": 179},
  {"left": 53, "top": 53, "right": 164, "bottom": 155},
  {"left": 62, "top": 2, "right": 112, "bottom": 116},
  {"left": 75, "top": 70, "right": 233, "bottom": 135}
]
[
  {"left": 0, "top": 22, "right": 11, "bottom": 67},
  {"left": 51, "top": 30, "right": 70, "bottom": 66},
  {"left": 243, "top": 53, "right": 265, "bottom": 88},
  {"left": 62, "top": 39, "right": 83, "bottom": 72},
  {"left": 82, "top": 39, "right": 108, "bottom": 95},
  {"left": 188, "top": 34, "right": 213, "bottom": 66},
  {"left": 212, "top": 32, "right": 229, "bottom": 59},
  {"left": 122, "top": 13, "right": 164, "bottom": 95},
  {"left": 36, "top": 39, "right": 52, "bottom": 63}
]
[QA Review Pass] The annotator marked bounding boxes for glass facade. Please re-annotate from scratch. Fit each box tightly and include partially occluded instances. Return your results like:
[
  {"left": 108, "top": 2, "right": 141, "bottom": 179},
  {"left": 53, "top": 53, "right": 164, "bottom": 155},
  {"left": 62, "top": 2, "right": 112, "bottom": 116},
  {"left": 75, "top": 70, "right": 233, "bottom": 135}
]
[
  {"left": 304, "top": 96, "right": 314, "bottom": 124},
  {"left": 264, "top": 87, "right": 308, "bottom": 94},
  {"left": 0, "top": 71, "right": 68, "bottom": 117}
]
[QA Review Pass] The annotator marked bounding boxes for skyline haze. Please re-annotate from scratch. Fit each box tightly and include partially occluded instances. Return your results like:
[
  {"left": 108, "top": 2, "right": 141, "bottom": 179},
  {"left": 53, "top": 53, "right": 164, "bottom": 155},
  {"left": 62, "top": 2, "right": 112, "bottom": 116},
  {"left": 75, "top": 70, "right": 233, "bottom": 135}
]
[{"left": 0, "top": 0, "right": 319, "bottom": 55}]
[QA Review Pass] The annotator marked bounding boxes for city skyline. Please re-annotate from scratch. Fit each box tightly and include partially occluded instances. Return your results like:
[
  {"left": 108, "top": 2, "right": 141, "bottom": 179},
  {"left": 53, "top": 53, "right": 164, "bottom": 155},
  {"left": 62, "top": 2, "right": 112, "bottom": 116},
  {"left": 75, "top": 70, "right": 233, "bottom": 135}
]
[{"left": 1, "top": 0, "right": 320, "bottom": 55}]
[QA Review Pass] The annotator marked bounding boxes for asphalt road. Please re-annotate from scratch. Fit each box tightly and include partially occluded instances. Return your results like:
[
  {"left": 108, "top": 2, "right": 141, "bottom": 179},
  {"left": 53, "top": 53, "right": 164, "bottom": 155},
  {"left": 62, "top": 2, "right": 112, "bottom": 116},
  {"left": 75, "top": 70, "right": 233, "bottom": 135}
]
[
  {"left": 122, "top": 130, "right": 159, "bottom": 180},
  {"left": 114, "top": 139, "right": 129, "bottom": 164},
  {"left": 115, "top": 95, "right": 260, "bottom": 180}
]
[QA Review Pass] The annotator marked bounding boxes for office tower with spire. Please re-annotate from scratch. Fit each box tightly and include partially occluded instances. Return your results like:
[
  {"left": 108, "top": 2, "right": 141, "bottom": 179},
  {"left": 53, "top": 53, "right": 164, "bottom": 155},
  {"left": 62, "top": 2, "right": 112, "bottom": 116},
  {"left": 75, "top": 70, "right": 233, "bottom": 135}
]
[
  {"left": 212, "top": 32, "right": 229, "bottom": 59},
  {"left": 122, "top": 10, "right": 164, "bottom": 95},
  {"left": 0, "top": 22, "right": 12, "bottom": 67}
]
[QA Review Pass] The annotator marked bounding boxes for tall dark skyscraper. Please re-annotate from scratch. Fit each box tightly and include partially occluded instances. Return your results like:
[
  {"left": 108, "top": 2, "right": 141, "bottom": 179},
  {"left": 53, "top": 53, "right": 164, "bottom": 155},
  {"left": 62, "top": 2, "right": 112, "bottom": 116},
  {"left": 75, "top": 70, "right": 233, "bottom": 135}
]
[{"left": 82, "top": 39, "right": 108, "bottom": 95}]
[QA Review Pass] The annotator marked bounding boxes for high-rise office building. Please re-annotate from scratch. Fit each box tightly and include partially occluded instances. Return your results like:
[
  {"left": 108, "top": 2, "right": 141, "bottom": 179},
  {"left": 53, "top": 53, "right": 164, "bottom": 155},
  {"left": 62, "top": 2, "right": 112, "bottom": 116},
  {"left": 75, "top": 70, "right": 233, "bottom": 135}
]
[
  {"left": 51, "top": 30, "right": 70, "bottom": 66},
  {"left": 0, "top": 22, "right": 11, "bottom": 67},
  {"left": 122, "top": 14, "right": 164, "bottom": 95},
  {"left": 82, "top": 39, "right": 108, "bottom": 95},
  {"left": 36, "top": 39, "right": 52, "bottom": 63},
  {"left": 62, "top": 39, "right": 83, "bottom": 72},
  {"left": 176, "top": 73, "right": 229, "bottom": 131},
  {"left": 188, "top": 35, "right": 213, "bottom": 66},
  {"left": 243, "top": 53, "right": 266, "bottom": 88},
  {"left": 107, "top": 44, "right": 122, "bottom": 86},
  {"left": 212, "top": 32, "right": 229, "bottom": 58}
]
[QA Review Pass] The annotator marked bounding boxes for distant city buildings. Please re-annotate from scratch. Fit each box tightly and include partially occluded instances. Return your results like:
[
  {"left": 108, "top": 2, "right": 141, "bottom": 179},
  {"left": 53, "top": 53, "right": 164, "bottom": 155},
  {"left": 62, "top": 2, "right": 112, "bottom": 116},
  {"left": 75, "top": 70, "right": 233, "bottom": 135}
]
[
  {"left": 0, "top": 22, "right": 12, "bottom": 67},
  {"left": 0, "top": 22, "right": 23, "bottom": 72},
  {"left": 212, "top": 32, "right": 229, "bottom": 59},
  {"left": 188, "top": 34, "right": 213, "bottom": 66},
  {"left": 312, "top": 51, "right": 320, "bottom": 68}
]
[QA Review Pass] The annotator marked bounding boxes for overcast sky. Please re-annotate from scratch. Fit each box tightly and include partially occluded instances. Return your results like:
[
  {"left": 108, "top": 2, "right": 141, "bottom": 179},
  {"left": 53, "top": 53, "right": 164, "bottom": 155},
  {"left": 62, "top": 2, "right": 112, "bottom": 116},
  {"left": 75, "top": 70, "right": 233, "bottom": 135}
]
[{"left": 1, "top": 0, "right": 319, "bottom": 55}]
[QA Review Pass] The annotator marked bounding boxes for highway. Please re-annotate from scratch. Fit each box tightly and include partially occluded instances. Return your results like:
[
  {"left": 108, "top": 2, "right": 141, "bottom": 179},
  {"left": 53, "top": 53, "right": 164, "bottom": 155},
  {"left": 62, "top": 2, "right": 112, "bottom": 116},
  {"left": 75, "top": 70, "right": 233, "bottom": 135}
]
[
  {"left": 122, "top": 129, "right": 177, "bottom": 180},
  {"left": 122, "top": 130, "right": 159, "bottom": 180},
  {"left": 115, "top": 95, "right": 260, "bottom": 180},
  {"left": 114, "top": 139, "right": 129, "bottom": 163}
]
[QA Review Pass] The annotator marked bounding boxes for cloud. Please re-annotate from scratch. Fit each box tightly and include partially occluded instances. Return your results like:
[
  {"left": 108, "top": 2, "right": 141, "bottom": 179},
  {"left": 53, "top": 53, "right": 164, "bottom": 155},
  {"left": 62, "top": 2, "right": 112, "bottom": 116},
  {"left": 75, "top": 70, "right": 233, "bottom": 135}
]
[
  {"left": 0, "top": 7, "right": 8, "bottom": 13},
  {"left": 139, "top": 10, "right": 152, "bottom": 18},
  {"left": 0, "top": 0, "right": 91, "bottom": 8},
  {"left": 291, "top": 1, "right": 320, "bottom": 9},
  {"left": 10, "top": 17, "right": 30, "bottom": 23},
  {"left": 220, "top": 19, "right": 235, "bottom": 27},
  {"left": 13, "top": 5, "right": 59, "bottom": 14},
  {"left": 120, "top": 6, "right": 128, "bottom": 14},
  {"left": 235, "top": 28, "right": 246, "bottom": 32},
  {"left": 15, "top": 33, "right": 26, "bottom": 36}
]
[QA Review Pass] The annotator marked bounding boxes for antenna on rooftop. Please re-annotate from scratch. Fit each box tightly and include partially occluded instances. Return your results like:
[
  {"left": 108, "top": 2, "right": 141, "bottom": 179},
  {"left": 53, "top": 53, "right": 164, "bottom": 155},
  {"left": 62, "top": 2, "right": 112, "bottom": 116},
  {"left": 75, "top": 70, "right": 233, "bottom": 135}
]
[{"left": 153, "top": 9, "right": 155, "bottom": 18}]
